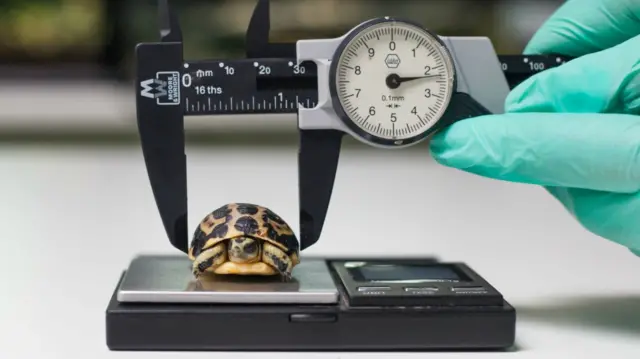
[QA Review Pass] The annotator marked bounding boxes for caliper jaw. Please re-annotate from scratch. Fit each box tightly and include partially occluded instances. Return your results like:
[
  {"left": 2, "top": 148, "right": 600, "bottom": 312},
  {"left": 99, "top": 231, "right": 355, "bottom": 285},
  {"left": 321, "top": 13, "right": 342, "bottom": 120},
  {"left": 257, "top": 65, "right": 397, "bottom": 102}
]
[
  {"left": 136, "top": 0, "right": 188, "bottom": 253},
  {"left": 245, "top": 0, "right": 333, "bottom": 251},
  {"left": 246, "top": 0, "right": 296, "bottom": 58},
  {"left": 296, "top": 37, "right": 347, "bottom": 251},
  {"left": 159, "top": 0, "right": 182, "bottom": 43}
]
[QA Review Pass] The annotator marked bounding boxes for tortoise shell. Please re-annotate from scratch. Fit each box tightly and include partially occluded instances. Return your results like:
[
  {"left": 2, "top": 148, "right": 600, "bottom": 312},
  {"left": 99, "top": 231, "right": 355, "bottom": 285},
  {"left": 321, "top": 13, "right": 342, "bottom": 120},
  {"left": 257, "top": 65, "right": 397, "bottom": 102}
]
[{"left": 188, "top": 203, "right": 299, "bottom": 264}]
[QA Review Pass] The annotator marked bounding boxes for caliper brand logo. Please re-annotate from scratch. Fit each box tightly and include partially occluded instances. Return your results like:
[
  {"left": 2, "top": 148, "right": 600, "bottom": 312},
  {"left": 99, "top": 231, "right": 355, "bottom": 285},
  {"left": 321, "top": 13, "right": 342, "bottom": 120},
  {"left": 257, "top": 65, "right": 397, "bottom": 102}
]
[
  {"left": 140, "top": 79, "right": 167, "bottom": 98},
  {"left": 139, "top": 71, "right": 181, "bottom": 106},
  {"left": 385, "top": 54, "right": 401, "bottom": 69}
]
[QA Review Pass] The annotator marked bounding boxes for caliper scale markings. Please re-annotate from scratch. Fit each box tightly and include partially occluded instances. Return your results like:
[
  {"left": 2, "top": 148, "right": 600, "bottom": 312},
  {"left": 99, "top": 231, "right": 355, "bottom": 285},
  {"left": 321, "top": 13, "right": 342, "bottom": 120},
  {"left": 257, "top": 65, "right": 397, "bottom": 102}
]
[{"left": 181, "top": 59, "right": 318, "bottom": 116}]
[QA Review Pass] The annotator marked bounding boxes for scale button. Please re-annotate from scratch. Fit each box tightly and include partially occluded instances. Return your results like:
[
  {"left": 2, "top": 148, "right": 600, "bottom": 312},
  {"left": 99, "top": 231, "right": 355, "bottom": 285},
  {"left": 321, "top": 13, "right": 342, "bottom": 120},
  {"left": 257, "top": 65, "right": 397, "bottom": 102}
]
[
  {"left": 451, "top": 286, "right": 487, "bottom": 292},
  {"left": 404, "top": 287, "right": 438, "bottom": 292},
  {"left": 357, "top": 286, "right": 391, "bottom": 292}
]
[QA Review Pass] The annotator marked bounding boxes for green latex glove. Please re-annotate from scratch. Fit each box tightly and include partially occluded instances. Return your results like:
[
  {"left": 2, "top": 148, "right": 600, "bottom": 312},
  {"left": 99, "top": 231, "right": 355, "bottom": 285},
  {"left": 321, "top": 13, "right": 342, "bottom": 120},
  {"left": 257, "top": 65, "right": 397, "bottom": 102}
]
[{"left": 429, "top": 0, "right": 640, "bottom": 255}]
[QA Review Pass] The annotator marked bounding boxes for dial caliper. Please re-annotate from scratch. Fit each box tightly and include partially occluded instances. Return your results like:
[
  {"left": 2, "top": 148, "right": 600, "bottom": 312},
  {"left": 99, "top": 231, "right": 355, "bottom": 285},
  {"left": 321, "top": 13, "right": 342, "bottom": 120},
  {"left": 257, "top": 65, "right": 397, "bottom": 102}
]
[{"left": 136, "top": 0, "right": 573, "bottom": 254}]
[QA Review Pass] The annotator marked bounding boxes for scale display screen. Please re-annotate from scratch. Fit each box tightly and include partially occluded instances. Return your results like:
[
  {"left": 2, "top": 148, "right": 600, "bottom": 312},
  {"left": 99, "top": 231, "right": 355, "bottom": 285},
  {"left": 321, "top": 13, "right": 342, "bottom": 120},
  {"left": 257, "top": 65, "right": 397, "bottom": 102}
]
[{"left": 346, "top": 263, "right": 470, "bottom": 283}]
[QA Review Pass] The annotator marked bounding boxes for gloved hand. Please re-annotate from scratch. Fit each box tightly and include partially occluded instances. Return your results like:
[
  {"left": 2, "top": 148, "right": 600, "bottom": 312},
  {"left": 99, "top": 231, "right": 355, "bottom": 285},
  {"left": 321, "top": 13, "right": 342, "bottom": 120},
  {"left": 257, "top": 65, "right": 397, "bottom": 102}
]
[{"left": 429, "top": 0, "right": 640, "bottom": 255}]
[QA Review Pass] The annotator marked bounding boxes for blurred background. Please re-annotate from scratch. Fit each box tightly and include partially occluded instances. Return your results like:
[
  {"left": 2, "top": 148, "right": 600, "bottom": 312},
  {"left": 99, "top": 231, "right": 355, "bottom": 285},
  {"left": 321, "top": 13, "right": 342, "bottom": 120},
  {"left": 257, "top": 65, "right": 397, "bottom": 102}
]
[{"left": 0, "top": 0, "right": 564, "bottom": 141}]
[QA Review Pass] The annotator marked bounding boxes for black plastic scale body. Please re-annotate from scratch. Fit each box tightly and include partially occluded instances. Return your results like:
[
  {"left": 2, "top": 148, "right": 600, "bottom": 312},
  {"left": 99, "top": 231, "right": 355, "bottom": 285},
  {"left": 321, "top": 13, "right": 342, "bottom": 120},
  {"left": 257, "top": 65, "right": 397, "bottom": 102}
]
[
  {"left": 106, "top": 255, "right": 515, "bottom": 351},
  {"left": 108, "top": 0, "right": 574, "bottom": 351}
]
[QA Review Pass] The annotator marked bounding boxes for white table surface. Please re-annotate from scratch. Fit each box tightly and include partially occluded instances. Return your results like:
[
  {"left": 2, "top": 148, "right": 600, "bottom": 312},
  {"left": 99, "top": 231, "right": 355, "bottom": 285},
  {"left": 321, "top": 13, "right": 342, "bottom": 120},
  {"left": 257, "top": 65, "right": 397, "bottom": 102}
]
[{"left": 1, "top": 143, "right": 639, "bottom": 358}]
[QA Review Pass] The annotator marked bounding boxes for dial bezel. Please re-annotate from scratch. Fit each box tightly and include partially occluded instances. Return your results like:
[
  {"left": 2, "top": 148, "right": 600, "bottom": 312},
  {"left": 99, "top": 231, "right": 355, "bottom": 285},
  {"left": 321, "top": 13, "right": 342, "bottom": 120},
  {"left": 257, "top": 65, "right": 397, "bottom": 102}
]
[{"left": 329, "top": 17, "right": 457, "bottom": 147}]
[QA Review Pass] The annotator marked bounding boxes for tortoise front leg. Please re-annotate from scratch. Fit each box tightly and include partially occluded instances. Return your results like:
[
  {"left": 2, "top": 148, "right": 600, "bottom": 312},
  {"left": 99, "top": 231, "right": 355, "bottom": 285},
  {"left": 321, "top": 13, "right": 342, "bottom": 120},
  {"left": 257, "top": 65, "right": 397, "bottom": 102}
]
[
  {"left": 262, "top": 242, "right": 294, "bottom": 280},
  {"left": 192, "top": 242, "right": 227, "bottom": 277}
]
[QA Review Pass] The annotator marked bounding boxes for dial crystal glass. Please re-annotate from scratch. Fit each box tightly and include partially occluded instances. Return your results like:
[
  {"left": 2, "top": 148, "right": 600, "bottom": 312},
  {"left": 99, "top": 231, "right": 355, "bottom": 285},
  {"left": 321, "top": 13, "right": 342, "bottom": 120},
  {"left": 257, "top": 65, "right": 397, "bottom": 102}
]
[{"left": 332, "top": 19, "right": 456, "bottom": 145}]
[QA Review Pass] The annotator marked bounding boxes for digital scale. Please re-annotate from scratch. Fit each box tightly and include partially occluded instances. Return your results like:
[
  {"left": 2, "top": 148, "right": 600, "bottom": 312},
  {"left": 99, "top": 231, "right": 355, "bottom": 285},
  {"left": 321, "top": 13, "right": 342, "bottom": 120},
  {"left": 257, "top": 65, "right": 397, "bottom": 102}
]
[
  {"left": 106, "top": 0, "right": 572, "bottom": 351},
  {"left": 107, "top": 255, "right": 515, "bottom": 351}
]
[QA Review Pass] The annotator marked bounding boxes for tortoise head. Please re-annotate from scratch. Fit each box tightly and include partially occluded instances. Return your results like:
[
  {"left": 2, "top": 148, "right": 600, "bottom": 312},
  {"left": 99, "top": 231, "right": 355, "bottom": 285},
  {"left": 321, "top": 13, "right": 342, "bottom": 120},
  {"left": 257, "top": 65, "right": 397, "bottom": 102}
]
[{"left": 227, "top": 236, "right": 261, "bottom": 264}]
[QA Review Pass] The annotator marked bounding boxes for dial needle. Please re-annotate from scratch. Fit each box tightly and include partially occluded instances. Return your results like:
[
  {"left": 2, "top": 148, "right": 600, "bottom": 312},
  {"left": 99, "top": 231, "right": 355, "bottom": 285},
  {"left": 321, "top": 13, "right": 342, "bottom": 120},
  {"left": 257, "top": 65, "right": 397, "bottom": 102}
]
[{"left": 385, "top": 73, "right": 440, "bottom": 89}]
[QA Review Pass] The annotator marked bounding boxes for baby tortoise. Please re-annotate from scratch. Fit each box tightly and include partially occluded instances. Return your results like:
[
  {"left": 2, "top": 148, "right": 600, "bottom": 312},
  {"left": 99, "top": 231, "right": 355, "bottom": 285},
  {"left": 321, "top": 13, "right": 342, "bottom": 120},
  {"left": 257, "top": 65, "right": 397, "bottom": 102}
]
[{"left": 188, "top": 203, "right": 300, "bottom": 280}]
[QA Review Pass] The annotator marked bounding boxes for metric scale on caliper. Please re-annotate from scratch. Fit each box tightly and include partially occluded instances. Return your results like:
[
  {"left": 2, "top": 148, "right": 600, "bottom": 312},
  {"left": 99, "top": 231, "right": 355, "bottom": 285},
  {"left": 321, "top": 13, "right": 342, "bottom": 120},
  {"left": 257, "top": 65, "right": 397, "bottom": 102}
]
[{"left": 108, "top": 0, "right": 574, "bottom": 352}]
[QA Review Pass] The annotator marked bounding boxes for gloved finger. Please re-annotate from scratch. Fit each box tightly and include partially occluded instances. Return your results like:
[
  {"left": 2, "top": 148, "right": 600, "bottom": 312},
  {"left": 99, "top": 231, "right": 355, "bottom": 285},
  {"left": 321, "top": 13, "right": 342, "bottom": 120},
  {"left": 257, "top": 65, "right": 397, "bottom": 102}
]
[
  {"left": 429, "top": 112, "right": 640, "bottom": 193},
  {"left": 524, "top": 0, "right": 640, "bottom": 56},
  {"left": 506, "top": 34, "right": 640, "bottom": 115},
  {"left": 546, "top": 186, "right": 640, "bottom": 253}
]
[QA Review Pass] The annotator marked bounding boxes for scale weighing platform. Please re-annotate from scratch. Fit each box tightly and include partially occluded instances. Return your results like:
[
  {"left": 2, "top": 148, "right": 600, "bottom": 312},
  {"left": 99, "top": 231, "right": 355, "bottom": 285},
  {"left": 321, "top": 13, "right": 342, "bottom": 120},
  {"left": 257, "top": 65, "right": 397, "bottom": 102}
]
[{"left": 105, "top": 0, "right": 573, "bottom": 351}]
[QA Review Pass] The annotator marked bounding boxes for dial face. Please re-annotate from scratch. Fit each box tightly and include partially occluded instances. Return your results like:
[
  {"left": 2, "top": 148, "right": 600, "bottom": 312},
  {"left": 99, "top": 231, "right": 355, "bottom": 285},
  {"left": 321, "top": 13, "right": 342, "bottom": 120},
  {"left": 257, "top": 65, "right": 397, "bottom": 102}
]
[{"left": 332, "top": 19, "right": 455, "bottom": 146}]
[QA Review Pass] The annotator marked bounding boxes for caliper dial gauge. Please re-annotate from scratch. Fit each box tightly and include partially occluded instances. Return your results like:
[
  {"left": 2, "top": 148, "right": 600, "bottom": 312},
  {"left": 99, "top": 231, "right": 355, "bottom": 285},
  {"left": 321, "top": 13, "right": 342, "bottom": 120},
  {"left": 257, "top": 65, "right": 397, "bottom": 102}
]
[{"left": 329, "top": 18, "right": 456, "bottom": 148}]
